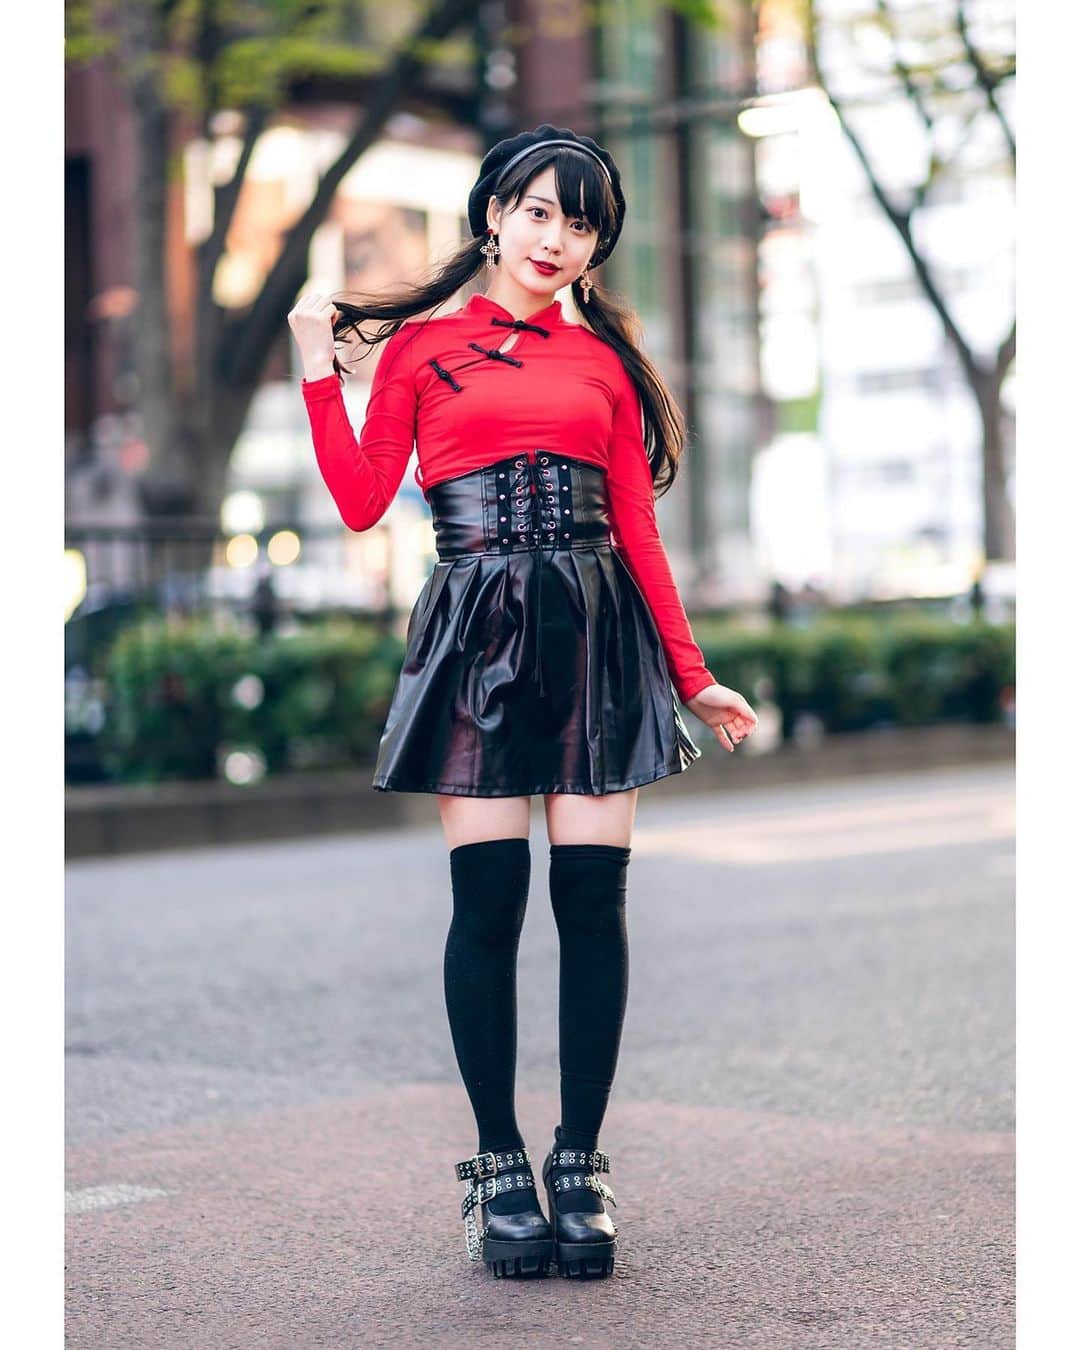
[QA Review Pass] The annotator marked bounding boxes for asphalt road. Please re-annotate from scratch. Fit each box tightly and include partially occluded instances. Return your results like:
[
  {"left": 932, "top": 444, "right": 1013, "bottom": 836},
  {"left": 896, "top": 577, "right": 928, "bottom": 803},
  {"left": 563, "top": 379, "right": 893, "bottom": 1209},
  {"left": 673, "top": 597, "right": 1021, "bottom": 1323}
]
[{"left": 66, "top": 762, "right": 1014, "bottom": 1349}]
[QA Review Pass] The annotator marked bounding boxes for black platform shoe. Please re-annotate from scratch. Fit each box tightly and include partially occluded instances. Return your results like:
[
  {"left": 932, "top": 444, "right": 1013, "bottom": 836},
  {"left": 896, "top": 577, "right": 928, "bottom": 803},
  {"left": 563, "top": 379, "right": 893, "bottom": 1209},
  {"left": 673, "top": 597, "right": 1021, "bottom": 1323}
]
[
  {"left": 453, "top": 1148, "right": 554, "bottom": 1278},
  {"left": 541, "top": 1142, "right": 619, "bottom": 1279}
]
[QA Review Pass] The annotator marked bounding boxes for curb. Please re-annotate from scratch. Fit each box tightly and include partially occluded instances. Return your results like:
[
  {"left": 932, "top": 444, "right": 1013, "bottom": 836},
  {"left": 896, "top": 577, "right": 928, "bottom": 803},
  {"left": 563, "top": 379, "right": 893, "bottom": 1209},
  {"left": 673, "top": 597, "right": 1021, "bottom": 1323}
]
[{"left": 65, "top": 724, "right": 1014, "bottom": 860}]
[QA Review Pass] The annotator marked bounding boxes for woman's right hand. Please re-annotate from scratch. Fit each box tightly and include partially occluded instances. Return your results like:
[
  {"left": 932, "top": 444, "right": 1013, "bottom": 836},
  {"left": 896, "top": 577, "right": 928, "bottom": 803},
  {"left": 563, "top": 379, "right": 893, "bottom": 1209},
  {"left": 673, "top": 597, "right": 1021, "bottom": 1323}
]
[{"left": 288, "top": 291, "right": 340, "bottom": 381}]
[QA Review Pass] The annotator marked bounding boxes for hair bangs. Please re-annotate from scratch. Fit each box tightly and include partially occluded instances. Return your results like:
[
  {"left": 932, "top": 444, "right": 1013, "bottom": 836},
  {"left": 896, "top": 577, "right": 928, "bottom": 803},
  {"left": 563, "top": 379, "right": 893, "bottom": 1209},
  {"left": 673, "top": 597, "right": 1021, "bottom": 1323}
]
[
  {"left": 550, "top": 147, "right": 614, "bottom": 237},
  {"left": 498, "top": 144, "right": 618, "bottom": 244}
]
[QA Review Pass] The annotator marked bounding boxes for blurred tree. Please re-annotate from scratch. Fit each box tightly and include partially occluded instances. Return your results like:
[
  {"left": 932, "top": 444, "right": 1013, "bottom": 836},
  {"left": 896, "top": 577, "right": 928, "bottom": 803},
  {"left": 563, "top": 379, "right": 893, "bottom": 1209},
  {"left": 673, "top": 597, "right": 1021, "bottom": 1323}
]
[
  {"left": 802, "top": 0, "right": 1015, "bottom": 562},
  {"left": 65, "top": 0, "right": 485, "bottom": 521},
  {"left": 65, "top": 0, "right": 728, "bottom": 527}
]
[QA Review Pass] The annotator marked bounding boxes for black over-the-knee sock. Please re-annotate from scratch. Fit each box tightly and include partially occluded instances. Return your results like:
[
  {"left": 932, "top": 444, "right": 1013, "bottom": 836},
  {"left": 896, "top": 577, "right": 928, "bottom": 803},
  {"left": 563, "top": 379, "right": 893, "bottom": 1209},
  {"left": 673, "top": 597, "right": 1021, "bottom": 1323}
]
[
  {"left": 549, "top": 843, "right": 632, "bottom": 1214},
  {"left": 444, "top": 836, "right": 538, "bottom": 1215}
]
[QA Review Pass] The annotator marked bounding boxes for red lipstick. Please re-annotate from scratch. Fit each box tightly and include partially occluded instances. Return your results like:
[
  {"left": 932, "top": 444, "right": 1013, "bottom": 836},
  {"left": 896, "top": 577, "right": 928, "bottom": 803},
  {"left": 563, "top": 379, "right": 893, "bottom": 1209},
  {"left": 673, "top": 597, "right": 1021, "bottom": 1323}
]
[{"left": 531, "top": 260, "right": 558, "bottom": 276}]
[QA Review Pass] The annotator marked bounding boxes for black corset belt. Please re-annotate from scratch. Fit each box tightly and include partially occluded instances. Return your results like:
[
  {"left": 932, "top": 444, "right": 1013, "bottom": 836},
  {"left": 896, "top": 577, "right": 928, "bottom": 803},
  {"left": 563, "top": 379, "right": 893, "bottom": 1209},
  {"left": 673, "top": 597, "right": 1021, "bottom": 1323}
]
[{"left": 424, "top": 453, "right": 613, "bottom": 696}]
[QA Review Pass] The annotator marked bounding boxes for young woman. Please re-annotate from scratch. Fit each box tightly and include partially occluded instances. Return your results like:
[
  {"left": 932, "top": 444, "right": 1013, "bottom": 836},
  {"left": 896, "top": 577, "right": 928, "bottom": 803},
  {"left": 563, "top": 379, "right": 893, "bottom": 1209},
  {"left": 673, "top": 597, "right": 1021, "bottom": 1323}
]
[{"left": 288, "top": 124, "right": 758, "bottom": 1281}]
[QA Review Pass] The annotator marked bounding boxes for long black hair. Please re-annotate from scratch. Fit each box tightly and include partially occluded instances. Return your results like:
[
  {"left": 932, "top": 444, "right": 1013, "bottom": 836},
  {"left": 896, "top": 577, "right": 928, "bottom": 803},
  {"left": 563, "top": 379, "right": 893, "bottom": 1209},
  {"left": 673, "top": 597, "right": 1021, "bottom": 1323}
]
[{"left": 326, "top": 143, "right": 687, "bottom": 497}]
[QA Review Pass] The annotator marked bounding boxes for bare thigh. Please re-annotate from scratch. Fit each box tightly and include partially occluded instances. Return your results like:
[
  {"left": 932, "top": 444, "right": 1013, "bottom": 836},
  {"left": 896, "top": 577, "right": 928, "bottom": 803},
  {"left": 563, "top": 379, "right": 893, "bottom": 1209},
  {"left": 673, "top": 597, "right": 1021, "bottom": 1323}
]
[
  {"left": 544, "top": 789, "right": 638, "bottom": 846},
  {"left": 436, "top": 790, "right": 639, "bottom": 849},
  {"left": 437, "top": 794, "right": 531, "bottom": 849}
]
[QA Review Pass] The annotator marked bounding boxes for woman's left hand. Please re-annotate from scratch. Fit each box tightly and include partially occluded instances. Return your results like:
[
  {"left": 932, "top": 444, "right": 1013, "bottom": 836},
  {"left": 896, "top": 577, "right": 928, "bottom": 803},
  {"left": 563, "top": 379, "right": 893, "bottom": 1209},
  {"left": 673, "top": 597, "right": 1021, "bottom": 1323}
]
[{"left": 685, "top": 683, "right": 759, "bottom": 753}]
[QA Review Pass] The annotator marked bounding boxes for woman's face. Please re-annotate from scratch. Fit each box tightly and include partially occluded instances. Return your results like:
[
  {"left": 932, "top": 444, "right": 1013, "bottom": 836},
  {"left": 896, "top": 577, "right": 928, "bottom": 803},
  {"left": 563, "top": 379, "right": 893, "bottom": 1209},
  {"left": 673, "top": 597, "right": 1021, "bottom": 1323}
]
[{"left": 485, "top": 164, "right": 599, "bottom": 301}]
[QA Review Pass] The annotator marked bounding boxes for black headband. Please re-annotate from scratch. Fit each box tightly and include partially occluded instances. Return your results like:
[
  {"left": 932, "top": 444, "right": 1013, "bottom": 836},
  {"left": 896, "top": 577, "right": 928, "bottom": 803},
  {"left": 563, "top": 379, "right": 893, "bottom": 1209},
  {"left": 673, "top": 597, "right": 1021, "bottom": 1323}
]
[{"left": 494, "top": 138, "right": 614, "bottom": 189}]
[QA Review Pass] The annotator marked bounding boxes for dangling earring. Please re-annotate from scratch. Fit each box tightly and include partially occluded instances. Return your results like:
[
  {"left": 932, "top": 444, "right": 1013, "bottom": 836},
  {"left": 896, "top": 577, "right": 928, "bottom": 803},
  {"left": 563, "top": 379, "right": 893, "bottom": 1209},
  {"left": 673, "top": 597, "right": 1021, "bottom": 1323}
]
[
  {"left": 480, "top": 227, "right": 501, "bottom": 269},
  {"left": 579, "top": 265, "right": 594, "bottom": 304}
]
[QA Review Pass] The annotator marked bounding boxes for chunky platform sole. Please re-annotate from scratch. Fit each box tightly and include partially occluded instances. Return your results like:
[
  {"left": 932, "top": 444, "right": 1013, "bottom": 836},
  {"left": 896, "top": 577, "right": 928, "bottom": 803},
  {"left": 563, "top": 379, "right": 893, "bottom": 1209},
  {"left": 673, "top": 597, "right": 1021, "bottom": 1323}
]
[
  {"left": 482, "top": 1236, "right": 553, "bottom": 1278},
  {"left": 551, "top": 1236, "right": 617, "bottom": 1279}
]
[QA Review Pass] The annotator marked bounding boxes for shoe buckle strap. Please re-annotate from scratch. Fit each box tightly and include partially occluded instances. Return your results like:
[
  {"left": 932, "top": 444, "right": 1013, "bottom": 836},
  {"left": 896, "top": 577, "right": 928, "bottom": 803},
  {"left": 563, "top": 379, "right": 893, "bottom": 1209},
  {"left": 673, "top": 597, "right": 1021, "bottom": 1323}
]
[
  {"left": 549, "top": 1171, "right": 617, "bottom": 1207},
  {"left": 460, "top": 1168, "right": 536, "bottom": 1219},
  {"left": 453, "top": 1147, "right": 530, "bottom": 1182},
  {"left": 551, "top": 1147, "right": 610, "bottom": 1172}
]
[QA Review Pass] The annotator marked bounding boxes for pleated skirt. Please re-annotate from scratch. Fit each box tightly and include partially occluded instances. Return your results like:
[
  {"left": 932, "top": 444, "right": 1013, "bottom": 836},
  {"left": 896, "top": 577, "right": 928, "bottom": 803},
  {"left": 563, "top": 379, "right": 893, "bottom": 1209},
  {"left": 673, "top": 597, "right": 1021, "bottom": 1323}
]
[{"left": 371, "top": 449, "right": 702, "bottom": 796}]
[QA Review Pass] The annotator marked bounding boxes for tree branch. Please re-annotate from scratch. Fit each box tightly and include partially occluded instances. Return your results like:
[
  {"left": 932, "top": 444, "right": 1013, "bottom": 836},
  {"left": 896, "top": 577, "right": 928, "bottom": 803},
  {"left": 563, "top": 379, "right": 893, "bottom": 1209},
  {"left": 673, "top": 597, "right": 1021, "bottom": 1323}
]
[
  {"left": 873, "top": 0, "right": 935, "bottom": 211},
  {"left": 220, "top": 0, "right": 482, "bottom": 388},
  {"left": 874, "top": 0, "right": 934, "bottom": 134},
  {"left": 995, "top": 318, "right": 1015, "bottom": 385},
  {"left": 956, "top": 0, "right": 1015, "bottom": 163},
  {"left": 807, "top": 0, "right": 982, "bottom": 387},
  {"left": 198, "top": 104, "right": 271, "bottom": 287}
]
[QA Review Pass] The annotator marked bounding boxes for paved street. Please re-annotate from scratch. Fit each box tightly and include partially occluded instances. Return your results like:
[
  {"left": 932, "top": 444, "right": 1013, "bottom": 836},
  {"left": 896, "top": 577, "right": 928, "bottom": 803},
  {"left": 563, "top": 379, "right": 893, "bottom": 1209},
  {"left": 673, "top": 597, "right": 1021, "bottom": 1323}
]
[{"left": 66, "top": 763, "right": 1014, "bottom": 1348}]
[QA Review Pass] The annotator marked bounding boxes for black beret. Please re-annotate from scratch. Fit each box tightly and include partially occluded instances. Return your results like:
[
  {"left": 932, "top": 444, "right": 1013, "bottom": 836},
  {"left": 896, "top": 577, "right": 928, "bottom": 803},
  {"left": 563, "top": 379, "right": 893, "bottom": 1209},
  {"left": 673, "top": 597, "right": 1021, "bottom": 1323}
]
[{"left": 466, "top": 123, "right": 626, "bottom": 267}]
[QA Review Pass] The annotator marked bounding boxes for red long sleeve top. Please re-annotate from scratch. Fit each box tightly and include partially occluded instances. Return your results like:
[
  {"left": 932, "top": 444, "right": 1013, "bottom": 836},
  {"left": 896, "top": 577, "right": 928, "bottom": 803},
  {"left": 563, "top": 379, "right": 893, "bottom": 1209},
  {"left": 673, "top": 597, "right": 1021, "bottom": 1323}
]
[{"left": 300, "top": 291, "right": 716, "bottom": 704}]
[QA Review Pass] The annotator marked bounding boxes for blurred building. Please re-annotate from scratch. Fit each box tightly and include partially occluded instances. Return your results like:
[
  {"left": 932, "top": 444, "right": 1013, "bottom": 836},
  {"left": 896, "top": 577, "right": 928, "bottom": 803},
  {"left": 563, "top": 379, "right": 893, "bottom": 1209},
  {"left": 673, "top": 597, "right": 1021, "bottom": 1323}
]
[
  {"left": 588, "top": 2, "right": 767, "bottom": 606},
  {"left": 66, "top": 63, "right": 145, "bottom": 529},
  {"left": 748, "top": 0, "right": 1015, "bottom": 603}
]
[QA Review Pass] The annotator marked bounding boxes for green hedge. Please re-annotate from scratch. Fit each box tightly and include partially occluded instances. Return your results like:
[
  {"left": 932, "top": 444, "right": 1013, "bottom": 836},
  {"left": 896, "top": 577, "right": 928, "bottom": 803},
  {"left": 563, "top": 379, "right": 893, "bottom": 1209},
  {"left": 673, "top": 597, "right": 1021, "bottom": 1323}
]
[
  {"left": 693, "top": 615, "right": 1014, "bottom": 739},
  {"left": 100, "top": 617, "right": 404, "bottom": 784},
  {"left": 96, "top": 613, "right": 1015, "bottom": 784}
]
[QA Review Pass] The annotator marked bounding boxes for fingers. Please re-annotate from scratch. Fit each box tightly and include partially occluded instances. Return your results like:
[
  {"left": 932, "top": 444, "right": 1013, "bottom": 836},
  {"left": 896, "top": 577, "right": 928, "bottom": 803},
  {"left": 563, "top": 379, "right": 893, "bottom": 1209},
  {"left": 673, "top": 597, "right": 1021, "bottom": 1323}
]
[
  {"left": 289, "top": 292, "right": 339, "bottom": 320},
  {"left": 731, "top": 704, "right": 757, "bottom": 735},
  {"left": 716, "top": 714, "right": 756, "bottom": 751},
  {"left": 287, "top": 292, "right": 341, "bottom": 347}
]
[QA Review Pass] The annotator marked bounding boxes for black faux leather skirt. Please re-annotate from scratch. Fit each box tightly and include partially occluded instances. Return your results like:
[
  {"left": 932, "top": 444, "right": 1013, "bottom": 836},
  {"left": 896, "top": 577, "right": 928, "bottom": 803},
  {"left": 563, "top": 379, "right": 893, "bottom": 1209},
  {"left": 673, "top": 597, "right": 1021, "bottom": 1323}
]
[{"left": 371, "top": 449, "right": 703, "bottom": 796}]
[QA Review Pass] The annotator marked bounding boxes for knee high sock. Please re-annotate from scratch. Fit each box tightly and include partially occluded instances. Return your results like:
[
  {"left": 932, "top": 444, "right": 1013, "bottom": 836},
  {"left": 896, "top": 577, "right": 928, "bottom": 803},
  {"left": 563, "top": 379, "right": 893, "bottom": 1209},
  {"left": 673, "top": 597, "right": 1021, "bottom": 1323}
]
[
  {"left": 549, "top": 843, "right": 632, "bottom": 1215},
  {"left": 444, "top": 837, "right": 539, "bottom": 1216}
]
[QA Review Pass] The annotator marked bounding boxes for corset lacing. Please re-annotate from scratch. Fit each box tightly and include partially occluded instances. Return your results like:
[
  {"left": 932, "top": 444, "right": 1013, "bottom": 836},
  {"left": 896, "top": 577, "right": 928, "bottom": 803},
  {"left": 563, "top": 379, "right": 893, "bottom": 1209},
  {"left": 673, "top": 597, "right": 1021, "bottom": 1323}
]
[{"left": 509, "top": 452, "right": 560, "bottom": 696}]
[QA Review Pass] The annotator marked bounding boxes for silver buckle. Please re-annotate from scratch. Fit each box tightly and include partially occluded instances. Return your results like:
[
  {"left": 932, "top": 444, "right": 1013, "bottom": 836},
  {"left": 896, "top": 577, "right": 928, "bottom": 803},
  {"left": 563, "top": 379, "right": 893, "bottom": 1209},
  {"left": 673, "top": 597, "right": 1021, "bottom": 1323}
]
[{"left": 474, "top": 1151, "right": 499, "bottom": 1179}]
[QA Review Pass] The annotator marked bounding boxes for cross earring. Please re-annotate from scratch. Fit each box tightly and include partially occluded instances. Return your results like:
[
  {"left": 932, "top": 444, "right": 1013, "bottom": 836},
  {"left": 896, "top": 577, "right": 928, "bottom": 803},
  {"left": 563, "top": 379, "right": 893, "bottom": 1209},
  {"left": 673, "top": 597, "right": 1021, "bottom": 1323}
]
[
  {"left": 579, "top": 266, "right": 594, "bottom": 304},
  {"left": 480, "top": 228, "right": 501, "bottom": 268}
]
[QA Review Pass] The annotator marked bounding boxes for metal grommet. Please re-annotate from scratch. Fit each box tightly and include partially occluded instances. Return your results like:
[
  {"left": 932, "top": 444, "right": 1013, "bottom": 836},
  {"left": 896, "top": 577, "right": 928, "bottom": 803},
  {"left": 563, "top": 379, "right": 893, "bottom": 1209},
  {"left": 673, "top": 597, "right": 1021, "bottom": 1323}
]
[
  {"left": 498, "top": 473, "right": 505, "bottom": 478},
  {"left": 500, "top": 516, "right": 506, "bottom": 521},
  {"left": 564, "top": 508, "right": 570, "bottom": 514},
  {"left": 502, "top": 538, "right": 508, "bottom": 544},
  {"left": 499, "top": 493, "right": 505, "bottom": 500},
  {"left": 564, "top": 531, "right": 570, "bottom": 538}
]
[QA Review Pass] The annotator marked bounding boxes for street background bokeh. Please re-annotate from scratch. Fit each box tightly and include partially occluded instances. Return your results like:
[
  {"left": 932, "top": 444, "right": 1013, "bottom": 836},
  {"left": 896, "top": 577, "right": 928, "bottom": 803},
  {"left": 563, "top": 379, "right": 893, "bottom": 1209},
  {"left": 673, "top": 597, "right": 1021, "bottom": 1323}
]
[{"left": 64, "top": 0, "right": 1015, "bottom": 789}]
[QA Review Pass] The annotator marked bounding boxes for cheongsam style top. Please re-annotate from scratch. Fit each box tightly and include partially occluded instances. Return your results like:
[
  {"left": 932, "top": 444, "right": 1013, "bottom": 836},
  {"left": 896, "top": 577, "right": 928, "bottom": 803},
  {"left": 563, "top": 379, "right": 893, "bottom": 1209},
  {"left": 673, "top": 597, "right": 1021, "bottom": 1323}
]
[{"left": 300, "top": 291, "right": 716, "bottom": 704}]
